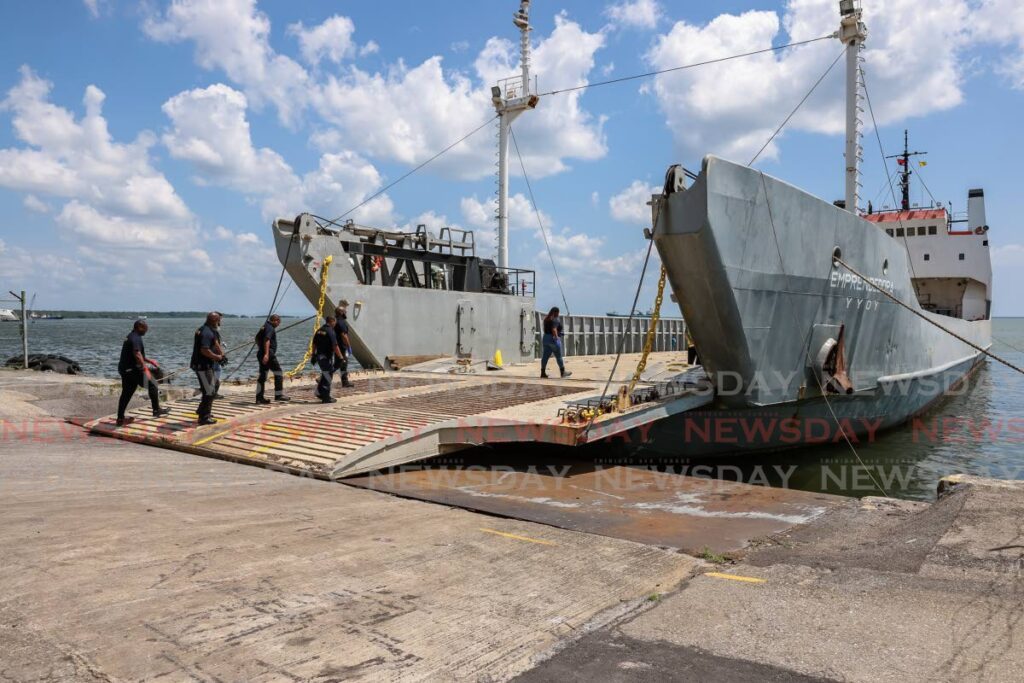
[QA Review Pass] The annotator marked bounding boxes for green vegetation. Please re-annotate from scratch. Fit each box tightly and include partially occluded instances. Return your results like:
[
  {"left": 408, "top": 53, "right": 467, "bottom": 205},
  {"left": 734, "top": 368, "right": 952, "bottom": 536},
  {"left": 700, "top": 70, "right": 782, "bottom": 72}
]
[{"left": 697, "top": 547, "right": 730, "bottom": 565}]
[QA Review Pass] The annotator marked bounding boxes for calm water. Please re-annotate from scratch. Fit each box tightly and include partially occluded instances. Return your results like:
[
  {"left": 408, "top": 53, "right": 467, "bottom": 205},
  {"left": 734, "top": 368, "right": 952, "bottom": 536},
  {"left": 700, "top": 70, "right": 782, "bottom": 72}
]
[
  {"left": 2, "top": 316, "right": 1022, "bottom": 500},
  {"left": 0, "top": 316, "right": 323, "bottom": 383}
]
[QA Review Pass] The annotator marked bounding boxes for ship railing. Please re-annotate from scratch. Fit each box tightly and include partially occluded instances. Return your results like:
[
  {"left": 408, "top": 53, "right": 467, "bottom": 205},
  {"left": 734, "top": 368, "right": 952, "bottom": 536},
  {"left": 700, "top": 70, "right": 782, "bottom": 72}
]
[
  {"left": 496, "top": 75, "right": 537, "bottom": 100},
  {"left": 535, "top": 313, "right": 686, "bottom": 357},
  {"left": 495, "top": 266, "right": 536, "bottom": 298}
]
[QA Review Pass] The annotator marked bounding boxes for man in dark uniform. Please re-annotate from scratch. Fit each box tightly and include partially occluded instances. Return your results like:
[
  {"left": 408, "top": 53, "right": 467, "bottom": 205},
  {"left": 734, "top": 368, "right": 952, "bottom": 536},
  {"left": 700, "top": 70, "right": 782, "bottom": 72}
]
[
  {"left": 255, "top": 314, "right": 290, "bottom": 404},
  {"left": 190, "top": 311, "right": 225, "bottom": 425},
  {"left": 333, "top": 305, "right": 355, "bottom": 389},
  {"left": 314, "top": 314, "right": 345, "bottom": 403},
  {"left": 116, "top": 318, "right": 171, "bottom": 427}
]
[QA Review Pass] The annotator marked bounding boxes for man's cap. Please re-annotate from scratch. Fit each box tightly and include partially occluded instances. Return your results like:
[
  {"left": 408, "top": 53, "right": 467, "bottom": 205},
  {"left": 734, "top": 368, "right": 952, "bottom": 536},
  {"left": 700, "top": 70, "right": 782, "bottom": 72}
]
[{"left": 134, "top": 317, "right": 148, "bottom": 325}]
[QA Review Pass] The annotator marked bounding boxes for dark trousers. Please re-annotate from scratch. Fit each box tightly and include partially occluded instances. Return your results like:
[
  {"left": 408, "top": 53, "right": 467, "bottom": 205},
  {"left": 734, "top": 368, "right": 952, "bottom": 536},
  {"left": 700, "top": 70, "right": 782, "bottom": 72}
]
[
  {"left": 117, "top": 368, "right": 159, "bottom": 420},
  {"left": 316, "top": 355, "right": 334, "bottom": 399},
  {"left": 194, "top": 367, "right": 218, "bottom": 420},
  {"left": 256, "top": 354, "right": 284, "bottom": 399},
  {"left": 334, "top": 354, "right": 350, "bottom": 385}
]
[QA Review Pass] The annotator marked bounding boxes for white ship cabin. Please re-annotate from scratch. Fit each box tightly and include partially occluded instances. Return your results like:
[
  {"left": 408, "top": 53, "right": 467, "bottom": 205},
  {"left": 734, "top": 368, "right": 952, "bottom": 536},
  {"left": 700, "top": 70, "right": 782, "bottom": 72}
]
[{"left": 863, "top": 188, "right": 992, "bottom": 321}]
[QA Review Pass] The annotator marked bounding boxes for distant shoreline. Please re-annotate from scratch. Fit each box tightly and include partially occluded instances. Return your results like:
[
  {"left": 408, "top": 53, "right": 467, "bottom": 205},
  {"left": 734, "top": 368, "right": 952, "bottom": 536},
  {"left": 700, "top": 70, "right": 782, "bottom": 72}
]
[{"left": 21, "top": 311, "right": 305, "bottom": 320}]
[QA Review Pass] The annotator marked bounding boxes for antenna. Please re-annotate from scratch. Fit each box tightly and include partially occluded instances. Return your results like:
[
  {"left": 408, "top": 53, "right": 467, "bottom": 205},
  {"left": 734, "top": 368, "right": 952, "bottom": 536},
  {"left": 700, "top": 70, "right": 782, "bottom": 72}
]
[
  {"left": 492, "top": 0, "right": 539, "bottom": 271},
  {"left": 838, "top": 0, "right": 867, "bottom": 214},
  {"left": 885, "top": 129, "right": 927, "bottom": 211}
]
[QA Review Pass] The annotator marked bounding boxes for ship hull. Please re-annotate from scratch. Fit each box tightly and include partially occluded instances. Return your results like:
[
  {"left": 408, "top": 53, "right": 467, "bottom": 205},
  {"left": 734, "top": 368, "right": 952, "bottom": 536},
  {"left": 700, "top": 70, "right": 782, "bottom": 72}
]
[
  {"left": 644, "top": 156, "right": 991, "bottom": 455},
  {"left": 273, "top": 219, "right": 536, "bottom": 369},
  {"left": 640, "top": 349, "right": 985, "bottom": 456}
]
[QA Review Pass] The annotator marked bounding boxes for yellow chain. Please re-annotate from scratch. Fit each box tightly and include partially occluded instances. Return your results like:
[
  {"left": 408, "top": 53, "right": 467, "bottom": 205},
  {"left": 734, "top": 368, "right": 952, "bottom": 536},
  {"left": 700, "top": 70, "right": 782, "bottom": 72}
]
[
  {"left": 286, "top": 255, "right": 332, "bottom": 377},
  {"left": 624, "top": 264, "right": 667, "bottom": 398},
  {"left": 562, "top": 264, "right": 668, "bottom": 424}
]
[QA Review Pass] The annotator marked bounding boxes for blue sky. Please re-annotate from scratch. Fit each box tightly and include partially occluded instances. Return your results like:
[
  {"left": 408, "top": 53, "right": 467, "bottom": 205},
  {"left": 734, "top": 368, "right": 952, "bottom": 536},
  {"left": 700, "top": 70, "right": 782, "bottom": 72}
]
[{"left": 1, "top": 0, "right": 1022, "bottom": 316}]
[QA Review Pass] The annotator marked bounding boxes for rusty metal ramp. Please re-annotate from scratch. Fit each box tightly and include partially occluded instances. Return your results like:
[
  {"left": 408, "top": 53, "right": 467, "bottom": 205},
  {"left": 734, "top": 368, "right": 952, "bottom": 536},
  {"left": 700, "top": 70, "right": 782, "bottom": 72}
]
[
  {"left": 344, "top": 459, "right": 847, "bottom": 554},
  {"left": 86, "top": 366, "right": 713, "bottom": 478}
]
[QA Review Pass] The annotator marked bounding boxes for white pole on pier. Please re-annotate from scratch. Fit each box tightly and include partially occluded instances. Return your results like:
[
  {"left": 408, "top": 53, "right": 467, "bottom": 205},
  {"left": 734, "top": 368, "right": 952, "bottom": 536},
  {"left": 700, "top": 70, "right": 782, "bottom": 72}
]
[
  {"left": 839, "top": 0, "right": 867, "bottom": 213},
  {"left": 493, "top": 0, "right": 538, "bottom": 270},
  {"left": 18, "top": 290, "right": 27, "bottom": 369}
]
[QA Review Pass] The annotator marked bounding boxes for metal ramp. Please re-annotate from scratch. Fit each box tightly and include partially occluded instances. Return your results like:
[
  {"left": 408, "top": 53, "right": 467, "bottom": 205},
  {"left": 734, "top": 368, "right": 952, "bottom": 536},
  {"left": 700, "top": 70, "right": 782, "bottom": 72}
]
[{"left": 85, "top": 355, "right": 713, "bottom": 479}]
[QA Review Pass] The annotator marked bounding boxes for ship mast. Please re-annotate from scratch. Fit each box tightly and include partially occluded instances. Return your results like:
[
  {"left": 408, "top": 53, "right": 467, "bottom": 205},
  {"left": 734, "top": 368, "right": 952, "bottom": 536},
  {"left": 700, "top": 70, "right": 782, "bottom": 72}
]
[
  {"left": 491, "top": 0, "right": 539, "bottom": 270},
  {"left": 885, "top": 129, "right": 927, "bottom": 210},
  {"left": 838, "top": 0, "right": 867, "bottom": 213}
]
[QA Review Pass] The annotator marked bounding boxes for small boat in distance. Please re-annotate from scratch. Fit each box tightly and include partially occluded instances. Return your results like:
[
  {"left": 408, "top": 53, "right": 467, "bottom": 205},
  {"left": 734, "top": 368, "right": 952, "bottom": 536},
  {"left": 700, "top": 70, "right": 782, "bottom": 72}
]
[{"left": 0, "top": 308, "right": 19, "bottom": 322}]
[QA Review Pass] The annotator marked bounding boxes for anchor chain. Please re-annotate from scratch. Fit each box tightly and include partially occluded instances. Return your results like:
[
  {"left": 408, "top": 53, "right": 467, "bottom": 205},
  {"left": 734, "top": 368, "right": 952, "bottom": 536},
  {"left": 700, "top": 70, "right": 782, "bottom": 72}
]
[{"left": 286, "top": 255, "right": 333, "bottom": 378}]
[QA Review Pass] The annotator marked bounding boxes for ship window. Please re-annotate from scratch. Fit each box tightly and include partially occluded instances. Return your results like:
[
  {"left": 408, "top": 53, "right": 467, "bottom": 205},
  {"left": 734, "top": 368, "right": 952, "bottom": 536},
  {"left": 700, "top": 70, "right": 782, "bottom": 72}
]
[
  {"left": 983, "top": 240, "right": 988, "bottom": 246},
  {"left": 958, "top": 253, "right": 965, "bottom": 260},
  {"left": 896, "top": 228, "right": 905, "bottom": 237},
  {"left": 928, "top": 225, "right": 937, "bottom": 235},
  {"left": 917, "top": 226, "right": 926, "bottom": 236},
  {"left": 886, "top": 229, "right": 894, "bottom": 236},
  {"left": 923, "top": 254, "right": 930, "bottom": 261}
]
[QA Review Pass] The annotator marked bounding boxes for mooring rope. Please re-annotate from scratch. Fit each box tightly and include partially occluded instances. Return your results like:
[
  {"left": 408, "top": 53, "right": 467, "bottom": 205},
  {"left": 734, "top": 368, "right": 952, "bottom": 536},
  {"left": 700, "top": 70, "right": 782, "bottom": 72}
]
[
  {"left": 833, "top": 256, "right": 1024, "bottom": 376},
  {"left": 509, "top": 125, "right": 570, "bottom": 315}
]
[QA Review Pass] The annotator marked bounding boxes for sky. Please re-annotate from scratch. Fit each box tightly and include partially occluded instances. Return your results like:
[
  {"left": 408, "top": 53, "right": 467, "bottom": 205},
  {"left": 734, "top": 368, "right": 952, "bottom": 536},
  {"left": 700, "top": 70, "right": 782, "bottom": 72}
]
[{"left": 1, "top": 0, "right": 1022, "bottom": 316}]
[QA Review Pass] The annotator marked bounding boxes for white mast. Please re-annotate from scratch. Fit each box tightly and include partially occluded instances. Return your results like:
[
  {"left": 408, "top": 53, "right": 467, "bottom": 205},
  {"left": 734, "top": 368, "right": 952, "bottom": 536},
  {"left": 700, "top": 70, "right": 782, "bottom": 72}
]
[
  {"left": 838, "top": 0, "right": 867, "bottom": 213},
  {"left": 492, "top": 0, "right": 539, "bottom": 270}
]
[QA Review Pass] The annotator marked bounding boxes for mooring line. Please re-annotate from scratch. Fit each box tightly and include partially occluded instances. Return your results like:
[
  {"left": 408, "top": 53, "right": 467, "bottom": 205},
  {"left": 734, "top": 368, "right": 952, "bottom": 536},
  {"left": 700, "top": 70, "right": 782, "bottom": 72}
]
[{"left": 834, "top": 257, "right": 1024, "bottom": 376}]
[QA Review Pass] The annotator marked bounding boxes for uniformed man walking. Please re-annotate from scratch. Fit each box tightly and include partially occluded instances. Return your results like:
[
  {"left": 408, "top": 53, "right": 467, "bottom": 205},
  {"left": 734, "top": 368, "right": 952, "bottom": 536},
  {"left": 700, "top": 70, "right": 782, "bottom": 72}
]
[
  {"left": 255, "top": 314, "right": 290, "bottom": 404},
  {"left": 116, "top": 318, "right": 171, "bottom": 427},
  {"left": 333, "top": 305, "right": 355, "bottom": 389},
  {"left": 190, "top": 311, "right": 225, "bottom": 425},
  {"left": 313, "top": 314, "right": 345, "bottom": 403}
]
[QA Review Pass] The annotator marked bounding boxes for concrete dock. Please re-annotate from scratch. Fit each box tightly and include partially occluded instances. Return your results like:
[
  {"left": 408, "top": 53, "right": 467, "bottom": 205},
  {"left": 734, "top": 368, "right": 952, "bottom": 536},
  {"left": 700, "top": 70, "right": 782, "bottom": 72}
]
[{"left": 3, "top": 368, "right": 1024, "bottom": 681}]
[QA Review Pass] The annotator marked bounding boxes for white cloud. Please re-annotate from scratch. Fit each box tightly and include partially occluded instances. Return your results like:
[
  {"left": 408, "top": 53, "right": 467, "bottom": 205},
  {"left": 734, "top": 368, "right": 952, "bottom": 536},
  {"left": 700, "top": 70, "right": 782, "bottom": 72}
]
[
  {"left": 55, "top": 201, "right": 184, "bottom": 247},
  {"left": 646, "top": 0, "right": 971, "bottom": 162},
  {"left": 0, "top": 67, "right": 195, "bottom": 254},
  {"left": 992, "top": 243, "right": 1024, "bottom": 267},
  {"left": 143, "top": 4, "right": 608, "bottom": 181},
  {"left": 609, "top": 180, "right": 659, "bottom": 225},
  {"left": 162, "top": 84, "right": 294, "bottom": 195},
  {"left": 970, "top": 0, "right": 1024, "bottom": 89},
  {"left": 83, "top": 0, "right": 100, "bottom": 18},
  {"left": 289, "top": 15, "right": 357, "bottom": 66},
  {"left": 315, "top": 13, "right": 608, "bottom": 179},
  {"left": 143, "top": 0, "right": 310, "bottom": 125},
  {"left": 360, "top": 41, "right": 380, "bottom": 58},
  {"left": 23, "top": 194, "right": 49, "bottom": 213},
  {"left": 162, "top": 83, "right": 393, "bottom": 224},
  {"left": 605, "top": 0, "right": 662, "bottom": 30},
  {"left": 461, "top": 192, "right": 550, "bottom": 233},
  {"left": 451, "top": 40, "right": 470, "bottom": 54}
]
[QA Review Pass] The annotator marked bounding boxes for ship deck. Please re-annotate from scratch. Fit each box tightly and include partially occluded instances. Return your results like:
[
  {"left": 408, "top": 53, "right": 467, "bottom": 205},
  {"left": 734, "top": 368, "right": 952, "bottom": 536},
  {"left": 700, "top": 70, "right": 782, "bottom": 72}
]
[{"left": 86, "top": 352, "right": 707, "bottom": 480}]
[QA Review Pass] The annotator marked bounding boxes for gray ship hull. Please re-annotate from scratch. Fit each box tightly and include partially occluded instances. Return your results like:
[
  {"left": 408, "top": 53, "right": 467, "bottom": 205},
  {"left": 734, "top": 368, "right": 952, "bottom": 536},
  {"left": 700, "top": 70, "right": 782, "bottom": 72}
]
[
  {"left": 644, "top": 156, "right": 991, "bottom": 455},
  {"left": 273, "top": 218, "right": 536, "bottom": 369}
]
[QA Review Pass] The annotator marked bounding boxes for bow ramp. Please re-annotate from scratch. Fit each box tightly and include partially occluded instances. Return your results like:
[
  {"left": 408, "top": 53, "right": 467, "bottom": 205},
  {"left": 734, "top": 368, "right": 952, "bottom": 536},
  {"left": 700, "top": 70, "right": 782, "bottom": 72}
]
[{"left": 86, "top": 353, "right": 713, "bottom": 479}]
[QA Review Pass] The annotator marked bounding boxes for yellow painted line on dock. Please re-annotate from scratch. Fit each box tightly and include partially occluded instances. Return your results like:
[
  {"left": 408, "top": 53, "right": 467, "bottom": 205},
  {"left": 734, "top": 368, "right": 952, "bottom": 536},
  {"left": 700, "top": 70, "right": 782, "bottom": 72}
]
[
  {"left": 479, "top": 528, "right": 556, "bottom": 546},
  {"left": 704, "top": 572, "right": 766, "bottom": 584},
  {"left": 193, "top": 430, "right": 233, "bottom": 446}
]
